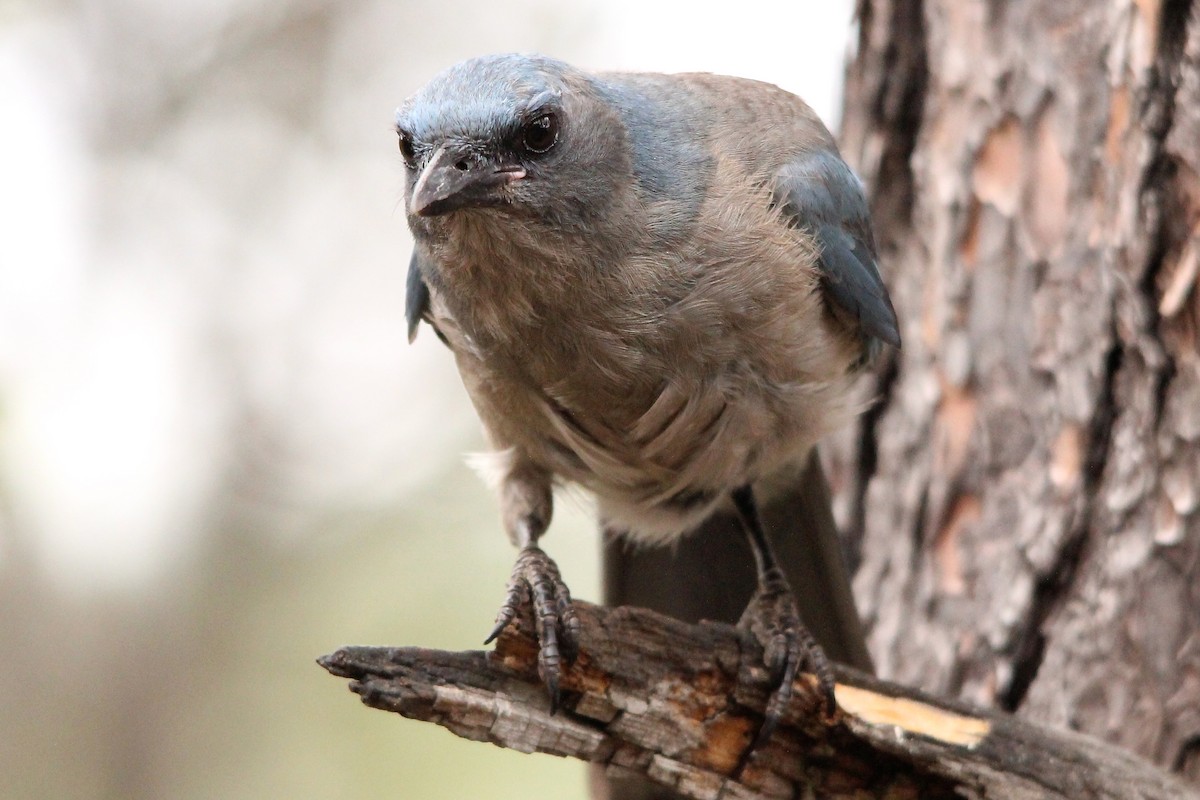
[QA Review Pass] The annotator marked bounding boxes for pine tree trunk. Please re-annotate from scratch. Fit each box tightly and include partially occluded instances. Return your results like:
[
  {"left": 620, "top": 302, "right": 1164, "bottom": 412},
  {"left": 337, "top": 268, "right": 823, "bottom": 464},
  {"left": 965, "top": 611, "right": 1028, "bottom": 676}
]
[{"left": 832, "top": 0, "right": 1200, "bottom": 783}]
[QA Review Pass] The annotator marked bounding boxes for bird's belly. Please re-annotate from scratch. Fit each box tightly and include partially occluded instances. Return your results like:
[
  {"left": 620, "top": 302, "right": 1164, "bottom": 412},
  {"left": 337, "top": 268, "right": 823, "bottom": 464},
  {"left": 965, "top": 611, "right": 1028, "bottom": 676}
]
[{"left": 509, "top": 368, "right": 837, "bottom": 542}]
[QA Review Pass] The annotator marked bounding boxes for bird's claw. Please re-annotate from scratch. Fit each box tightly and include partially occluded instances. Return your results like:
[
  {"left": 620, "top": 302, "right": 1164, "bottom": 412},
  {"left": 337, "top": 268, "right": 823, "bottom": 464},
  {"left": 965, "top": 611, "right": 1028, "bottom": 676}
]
[
  {"left": 485, "top": 545, "right": 580, "bottom": 713},
  {"left": 734, "top": 566, "right": 835, "bottom": 776}
]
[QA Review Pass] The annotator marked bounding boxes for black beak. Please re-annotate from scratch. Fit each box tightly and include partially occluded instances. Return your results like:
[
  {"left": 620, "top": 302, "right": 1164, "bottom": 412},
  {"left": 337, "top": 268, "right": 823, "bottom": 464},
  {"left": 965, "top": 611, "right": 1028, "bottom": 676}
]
[{"left": 409, "top": 145, "right": 526, "bottom": 217}]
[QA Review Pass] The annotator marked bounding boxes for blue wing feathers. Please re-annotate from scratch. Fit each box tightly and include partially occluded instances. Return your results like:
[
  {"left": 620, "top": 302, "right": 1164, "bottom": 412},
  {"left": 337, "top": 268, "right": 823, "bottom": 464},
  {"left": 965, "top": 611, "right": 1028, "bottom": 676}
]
[
  {"left": 774, "top": 152, "right": 900, "bottom": 349},
  {"left": 405, "top": 250, "right": 432, "bottom": 343}
]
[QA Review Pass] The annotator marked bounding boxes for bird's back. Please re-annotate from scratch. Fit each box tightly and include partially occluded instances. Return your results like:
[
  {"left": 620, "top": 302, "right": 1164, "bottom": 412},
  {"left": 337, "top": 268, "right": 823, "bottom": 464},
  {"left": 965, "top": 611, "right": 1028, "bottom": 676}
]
[{"left": 597, "top": 71, "right": 839, "bottom": 184}]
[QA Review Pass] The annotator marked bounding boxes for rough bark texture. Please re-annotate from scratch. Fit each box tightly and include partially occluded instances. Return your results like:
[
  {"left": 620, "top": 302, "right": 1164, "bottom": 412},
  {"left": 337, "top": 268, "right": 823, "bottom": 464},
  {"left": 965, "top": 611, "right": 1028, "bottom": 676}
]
[
  {"left": 320, "top": 601, "right": 1196, "bottom": 799},
  {"left": 830, "top": 0, "right": 1200, "bottom": 783}
]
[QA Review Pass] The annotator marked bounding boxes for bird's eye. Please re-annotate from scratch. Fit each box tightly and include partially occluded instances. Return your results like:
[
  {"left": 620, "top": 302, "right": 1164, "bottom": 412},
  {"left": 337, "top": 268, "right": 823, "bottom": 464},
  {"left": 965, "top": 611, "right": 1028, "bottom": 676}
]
[
  {"left": 398, "top": 131, "right": 417, "bottom": 167},
  {"left": 521, "top": 114, "right": 558, "bottom": 154}
]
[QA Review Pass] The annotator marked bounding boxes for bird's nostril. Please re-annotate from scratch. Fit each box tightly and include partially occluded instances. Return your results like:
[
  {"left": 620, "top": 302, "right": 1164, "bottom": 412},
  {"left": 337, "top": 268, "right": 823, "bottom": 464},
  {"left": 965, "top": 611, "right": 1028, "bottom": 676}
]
[{"left": 455, "top": 159, "right": 469, "bottom": 171}]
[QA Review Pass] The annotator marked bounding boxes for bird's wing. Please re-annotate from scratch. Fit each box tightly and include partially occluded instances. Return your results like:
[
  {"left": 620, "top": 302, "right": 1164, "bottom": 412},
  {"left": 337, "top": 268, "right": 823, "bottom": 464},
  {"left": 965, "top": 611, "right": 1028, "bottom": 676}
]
[
  {"left": 773, "top": 151, "right": 901, "bottom": 349},
  {"left": 405, "top": 250, "right": 434, "bottom": 344}
]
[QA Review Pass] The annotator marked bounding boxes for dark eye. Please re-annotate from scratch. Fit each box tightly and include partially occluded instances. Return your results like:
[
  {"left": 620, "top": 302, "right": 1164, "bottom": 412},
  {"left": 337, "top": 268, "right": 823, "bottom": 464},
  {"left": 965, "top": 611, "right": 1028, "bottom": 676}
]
[
  {"left": 521, "top": 114, "right": 558, "bottom": 154},
  {"left": 398, "top": 131, "right": 416, "bottom": 167}
]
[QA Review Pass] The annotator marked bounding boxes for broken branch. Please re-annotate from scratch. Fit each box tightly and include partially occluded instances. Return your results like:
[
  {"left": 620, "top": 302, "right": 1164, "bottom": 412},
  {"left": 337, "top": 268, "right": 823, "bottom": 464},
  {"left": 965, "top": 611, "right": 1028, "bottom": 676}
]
[{"left": 319, "top": 601, "right": 1194, "bottom": 799}]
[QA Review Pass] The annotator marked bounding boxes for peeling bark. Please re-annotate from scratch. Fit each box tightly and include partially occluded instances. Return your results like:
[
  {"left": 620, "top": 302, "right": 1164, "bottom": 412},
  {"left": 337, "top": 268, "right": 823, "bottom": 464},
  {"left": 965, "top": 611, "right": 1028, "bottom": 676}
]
[
  {"left": 833, "top": 0, "right": 1200, "bottom": 784},
  {"left": 320, "top": 602, "right": 1195, "bottom": 799}
]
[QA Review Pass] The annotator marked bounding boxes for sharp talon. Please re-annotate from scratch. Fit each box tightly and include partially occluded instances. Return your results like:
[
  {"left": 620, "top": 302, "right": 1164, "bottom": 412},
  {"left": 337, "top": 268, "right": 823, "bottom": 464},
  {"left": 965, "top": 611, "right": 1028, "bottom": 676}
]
[
  {"left": 731, "top": 486, "right": 842, "bottom": 777},
  {"left": 731, "top": 750, "right": 752, "bottom": 781},
  {"left": 823, "top": 687, "right": 837, "bottom": 720},
  {"left": 751, "top": 718, "right": 777, "bottom": 754},
  {"left": 733, "top": 712, "right": 776, "bottom": 780},
  {"left": 483, "top": 590, "right": 520, "bottom": 644},
  {"left": 737, "top": 568, "right": 836, "bottom": 769},
  {"left": 488, "top": 544, "right": 578, "bottom": 713},
  {"left": 546, "top": 673, "right": 560, "bottom": 715},
  {"left": 806, "top": 633, "right": 837, "bottom": 719},
  {"left": 483, "top": 618, "right": 507, "bottom": 645}
]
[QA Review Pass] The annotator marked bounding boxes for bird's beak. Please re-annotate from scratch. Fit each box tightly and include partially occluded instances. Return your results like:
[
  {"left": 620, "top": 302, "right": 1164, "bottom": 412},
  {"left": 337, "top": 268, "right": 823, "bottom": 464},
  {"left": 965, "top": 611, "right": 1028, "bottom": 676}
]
[{"left": 409, "top": 145, "right": 526, "bottom": 217}]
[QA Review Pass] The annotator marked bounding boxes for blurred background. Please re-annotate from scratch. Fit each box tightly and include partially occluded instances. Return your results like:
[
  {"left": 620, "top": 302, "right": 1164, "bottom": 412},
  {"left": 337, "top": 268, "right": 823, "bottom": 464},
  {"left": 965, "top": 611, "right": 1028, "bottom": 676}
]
[{"left": 0, "top": 1, "right": 854, "bottom": 797}]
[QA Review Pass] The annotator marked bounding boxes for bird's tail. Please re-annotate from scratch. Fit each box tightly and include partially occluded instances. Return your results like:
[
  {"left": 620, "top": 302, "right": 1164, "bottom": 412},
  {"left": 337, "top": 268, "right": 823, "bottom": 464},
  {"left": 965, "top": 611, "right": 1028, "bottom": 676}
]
[{"left": 591, "top": 449, "right": 871, "bottom": 800}]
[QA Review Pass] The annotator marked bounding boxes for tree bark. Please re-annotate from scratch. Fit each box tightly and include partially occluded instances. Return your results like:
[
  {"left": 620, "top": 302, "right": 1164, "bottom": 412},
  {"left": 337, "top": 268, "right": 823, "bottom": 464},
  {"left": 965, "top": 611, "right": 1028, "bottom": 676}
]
[
  {"left": 829, "top": 0, "right": 1200, "bottom": 783},
  {"left": 319, "top": 601, "right": 1196, "bottom": 799}
]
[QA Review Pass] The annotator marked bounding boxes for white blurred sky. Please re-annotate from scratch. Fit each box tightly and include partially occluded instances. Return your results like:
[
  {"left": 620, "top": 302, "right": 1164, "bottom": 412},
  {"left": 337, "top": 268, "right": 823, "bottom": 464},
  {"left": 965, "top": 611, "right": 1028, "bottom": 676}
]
[{"left": 0, "top": 0, "right": 854, "bottom": 590}]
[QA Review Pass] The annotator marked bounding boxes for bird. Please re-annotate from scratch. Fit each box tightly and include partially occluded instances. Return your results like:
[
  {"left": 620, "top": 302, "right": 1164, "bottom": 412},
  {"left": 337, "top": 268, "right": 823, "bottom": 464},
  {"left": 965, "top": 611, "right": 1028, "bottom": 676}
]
[{"left": 395, "top": 53, "right": 899, "bottom": 776}]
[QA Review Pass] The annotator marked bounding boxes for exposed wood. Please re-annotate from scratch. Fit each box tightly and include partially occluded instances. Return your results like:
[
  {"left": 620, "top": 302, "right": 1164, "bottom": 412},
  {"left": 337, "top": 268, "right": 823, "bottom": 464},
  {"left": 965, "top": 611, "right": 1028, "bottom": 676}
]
[{"left": 320, "top": 601, "right": 1195, "bottom": 799}]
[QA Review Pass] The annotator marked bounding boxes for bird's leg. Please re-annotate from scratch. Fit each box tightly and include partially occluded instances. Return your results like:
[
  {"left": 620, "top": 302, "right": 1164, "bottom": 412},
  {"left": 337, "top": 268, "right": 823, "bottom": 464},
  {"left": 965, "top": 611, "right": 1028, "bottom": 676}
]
[
  {"left": 731, "top": 484, "right": 836, "bottom": 767},
  {"left": 484, "top": 465, "right": 579, "bottom": 713}
]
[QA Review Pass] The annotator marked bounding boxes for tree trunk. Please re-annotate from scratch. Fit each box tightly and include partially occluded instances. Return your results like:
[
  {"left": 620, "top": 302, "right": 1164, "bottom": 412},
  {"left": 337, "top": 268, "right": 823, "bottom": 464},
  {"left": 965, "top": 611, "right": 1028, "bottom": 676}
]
[{"left": 830, "top": 0, "right": 1200, "bottom": 783}]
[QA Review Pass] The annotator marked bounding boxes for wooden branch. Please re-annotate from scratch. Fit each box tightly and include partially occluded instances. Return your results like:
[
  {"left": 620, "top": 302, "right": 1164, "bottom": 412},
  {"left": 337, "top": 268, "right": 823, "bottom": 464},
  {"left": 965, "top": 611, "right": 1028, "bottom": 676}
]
[{"left": 318, "top": 602, "right": 1196, "bottom": 799}]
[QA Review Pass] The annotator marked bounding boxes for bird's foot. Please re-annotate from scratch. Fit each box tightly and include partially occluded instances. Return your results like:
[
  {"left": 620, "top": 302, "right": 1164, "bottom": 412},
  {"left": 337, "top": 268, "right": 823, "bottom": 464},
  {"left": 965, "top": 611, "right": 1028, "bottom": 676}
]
[
  {"left": 485, "top": 544, "right": 580, "bottom": 713},
  {"left": 735, "top": 566, "right": 835, "bottom": 773}
]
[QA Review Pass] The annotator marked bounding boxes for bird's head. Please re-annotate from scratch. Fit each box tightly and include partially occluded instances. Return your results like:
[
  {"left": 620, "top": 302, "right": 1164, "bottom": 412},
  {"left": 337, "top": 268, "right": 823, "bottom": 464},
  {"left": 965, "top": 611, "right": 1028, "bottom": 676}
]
[{"left": 395, "top": 54, "right": 627, "bottom": 230}]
